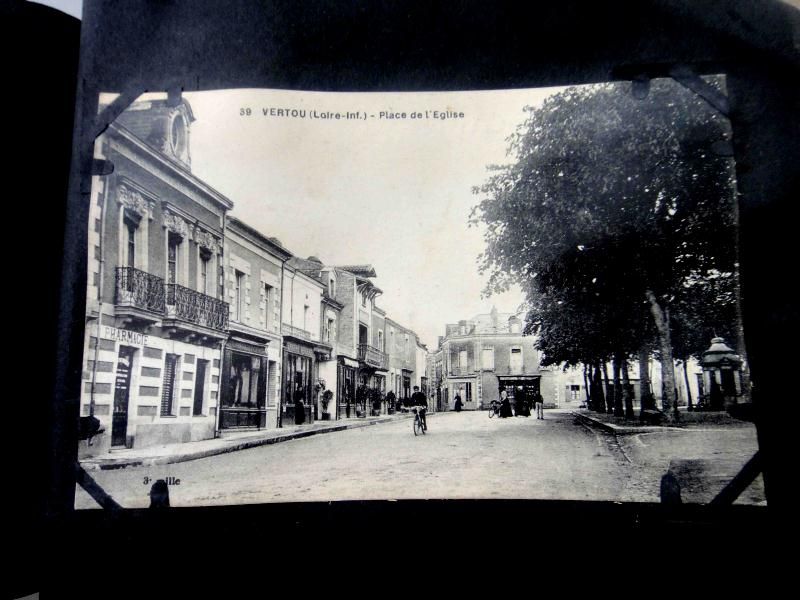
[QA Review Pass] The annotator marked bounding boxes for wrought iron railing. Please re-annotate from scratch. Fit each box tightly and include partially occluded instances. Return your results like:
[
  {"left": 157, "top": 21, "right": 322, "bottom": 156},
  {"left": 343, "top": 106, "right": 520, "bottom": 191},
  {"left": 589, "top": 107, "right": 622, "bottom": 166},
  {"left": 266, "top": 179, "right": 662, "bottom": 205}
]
[
  {"left": 115, "top": 267, "right": 166, "bottom": 313},
  {"left": 281, "top": 323, "right": 316, "bottom": 342},
  {"left": 358, "top": 343, "right": 387, "bottom": 369},
  {"left": 165, "top": 283, "right": 229, "bottom": 331}
]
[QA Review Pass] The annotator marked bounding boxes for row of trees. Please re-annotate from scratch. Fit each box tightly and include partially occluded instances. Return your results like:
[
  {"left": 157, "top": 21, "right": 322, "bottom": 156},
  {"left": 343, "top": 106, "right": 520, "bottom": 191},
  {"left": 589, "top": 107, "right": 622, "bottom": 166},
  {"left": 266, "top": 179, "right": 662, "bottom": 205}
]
[{"left": 471, "top": 78, "right": 746, "bottom": 418}]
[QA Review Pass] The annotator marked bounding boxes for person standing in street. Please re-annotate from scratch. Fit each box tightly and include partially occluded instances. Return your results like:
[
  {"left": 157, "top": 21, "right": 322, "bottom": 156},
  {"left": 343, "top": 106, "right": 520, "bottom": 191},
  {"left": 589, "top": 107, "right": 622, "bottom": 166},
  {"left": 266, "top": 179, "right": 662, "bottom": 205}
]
[
  {"left": 499, "top": 387, "right": 513, "bottom": 418},
  {"left": 454, "top": 392, "right": 463, "bottom": 412},
  {"left": 534, "top": 389, "right": 544, "bottom": 419},
  {"left": 294, "top": 385, "right": 306, "bottom": 424}
]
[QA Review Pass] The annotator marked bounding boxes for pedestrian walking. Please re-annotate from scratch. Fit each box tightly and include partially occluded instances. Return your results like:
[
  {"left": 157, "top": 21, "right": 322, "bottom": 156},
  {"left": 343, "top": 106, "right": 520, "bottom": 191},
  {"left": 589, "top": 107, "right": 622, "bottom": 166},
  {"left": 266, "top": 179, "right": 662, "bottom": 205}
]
[
  {"left": 534, "top": 390, "right": 544, "bottom": 419},
  {"left": 454, "top": 393, "right": 463, "bottom": 412}
]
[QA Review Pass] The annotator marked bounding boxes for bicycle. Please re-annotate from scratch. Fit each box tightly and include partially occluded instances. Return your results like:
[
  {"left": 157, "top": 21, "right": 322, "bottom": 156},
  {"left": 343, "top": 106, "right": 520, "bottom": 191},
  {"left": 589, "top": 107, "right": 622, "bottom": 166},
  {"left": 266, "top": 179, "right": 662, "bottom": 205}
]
[
  {"left": 413, "top": 407, "right": 427, "bottom": 435},
  {"left": 488, "top": 400, "right": 501, "bottom": 418}
]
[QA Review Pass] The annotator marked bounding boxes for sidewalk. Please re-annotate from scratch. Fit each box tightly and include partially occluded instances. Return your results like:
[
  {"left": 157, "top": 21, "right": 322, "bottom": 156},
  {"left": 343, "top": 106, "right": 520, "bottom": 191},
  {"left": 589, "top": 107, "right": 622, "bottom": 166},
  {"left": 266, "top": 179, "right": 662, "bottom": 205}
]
[
  {"left": 571, "top": 410, "right": 672, "bottom": 435},
  {"left": 573, "top": 408, "right": 765, "bottom": 504},
  {"left": 80, "top": 411, "right": 417, "bottom": 471}
]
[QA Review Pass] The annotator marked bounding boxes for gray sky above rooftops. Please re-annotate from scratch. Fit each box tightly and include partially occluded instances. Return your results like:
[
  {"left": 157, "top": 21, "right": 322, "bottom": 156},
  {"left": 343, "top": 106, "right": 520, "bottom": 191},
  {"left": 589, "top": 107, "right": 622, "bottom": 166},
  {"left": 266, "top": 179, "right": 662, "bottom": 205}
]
[{"left": 136, "top": 87, "right": 564, "bottom": 346}]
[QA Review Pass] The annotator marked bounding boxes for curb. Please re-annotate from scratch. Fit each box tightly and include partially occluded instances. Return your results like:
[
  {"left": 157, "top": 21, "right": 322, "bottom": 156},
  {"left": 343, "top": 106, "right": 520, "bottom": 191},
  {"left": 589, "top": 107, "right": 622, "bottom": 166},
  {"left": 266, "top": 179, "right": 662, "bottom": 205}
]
[
  {"left": 571, "top": 411, "right": 658, "bottom": 435},
  {"left": 82, "top": 413, "right": 416, "bottom": 471}
]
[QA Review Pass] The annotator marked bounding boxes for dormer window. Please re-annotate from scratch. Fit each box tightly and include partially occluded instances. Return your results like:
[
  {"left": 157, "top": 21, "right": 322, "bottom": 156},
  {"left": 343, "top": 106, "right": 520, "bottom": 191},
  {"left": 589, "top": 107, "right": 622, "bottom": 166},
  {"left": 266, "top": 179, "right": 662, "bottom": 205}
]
[
  {"left": 168, "top": 111, "right": 189, "bottom": 163},
  {"left": 329, "top": 277, "right": 335, "bottom": 297}
]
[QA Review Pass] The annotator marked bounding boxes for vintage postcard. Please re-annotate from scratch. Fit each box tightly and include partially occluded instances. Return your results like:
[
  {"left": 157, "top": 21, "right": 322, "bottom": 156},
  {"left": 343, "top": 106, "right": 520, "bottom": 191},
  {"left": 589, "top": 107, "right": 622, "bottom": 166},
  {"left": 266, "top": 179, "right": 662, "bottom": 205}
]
[{"left": 73, "top": 82, "right": 763, "bottom": 509}]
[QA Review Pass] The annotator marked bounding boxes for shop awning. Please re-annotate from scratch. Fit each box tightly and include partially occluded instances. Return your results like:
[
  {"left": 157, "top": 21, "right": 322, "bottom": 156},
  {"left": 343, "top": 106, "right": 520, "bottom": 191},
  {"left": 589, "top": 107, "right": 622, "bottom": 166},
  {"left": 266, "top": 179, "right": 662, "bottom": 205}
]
[
  {"left": 340, "top": 356, "right": 360, "bottom": 369},
  {"left": 285, "top": 341, "right": 315, "bottom": 359},
  {"left": 227, "top": 338, "right": 267, "bottom": 356}
]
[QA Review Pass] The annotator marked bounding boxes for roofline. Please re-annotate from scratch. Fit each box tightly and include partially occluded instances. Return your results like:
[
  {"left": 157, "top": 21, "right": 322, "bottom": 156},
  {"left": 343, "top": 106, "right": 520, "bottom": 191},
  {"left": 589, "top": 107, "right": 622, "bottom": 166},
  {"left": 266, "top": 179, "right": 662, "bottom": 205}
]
[
  {"left": 109, "top": 122, "right": 234, "bottom": 211},
  {"left": 283, "top": 264, "right": 325, "bottom": 289},
  {"left": 385, "top": 316, "right": 421, "bottom": 339},
  {"left": 322, "top": 295, "right": 345, "bottom": 311},
  {"left": 227, "top": 216, "right": 293, "bottom": 260}
]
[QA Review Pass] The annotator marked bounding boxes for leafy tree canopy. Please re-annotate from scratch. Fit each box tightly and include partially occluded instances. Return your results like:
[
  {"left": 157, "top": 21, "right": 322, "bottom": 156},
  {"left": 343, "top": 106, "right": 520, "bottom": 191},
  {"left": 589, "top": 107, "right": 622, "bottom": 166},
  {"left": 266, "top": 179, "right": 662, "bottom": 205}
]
[{"left": 471, "top": 78, "right": 739, "bottom": 366}]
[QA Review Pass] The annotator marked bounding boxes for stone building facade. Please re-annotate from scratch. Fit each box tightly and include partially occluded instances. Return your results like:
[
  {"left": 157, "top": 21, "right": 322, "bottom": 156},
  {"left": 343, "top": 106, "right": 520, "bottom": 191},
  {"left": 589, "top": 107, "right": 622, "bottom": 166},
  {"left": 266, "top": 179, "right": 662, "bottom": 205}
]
[
  {"left": 81, "top": 97, "right": 232, "bottom": 456},
  {"left": 281, "top": 261, "right": 327, "bottom": 425},
  {"left": 220, "top": 217, "right": 291, "bottom": 430},
  {"left": 79, "top": 95, "right": 429, "bottom": 459},
  {"left": 386, "top": 317, "right": 419, "bottom": 403}
]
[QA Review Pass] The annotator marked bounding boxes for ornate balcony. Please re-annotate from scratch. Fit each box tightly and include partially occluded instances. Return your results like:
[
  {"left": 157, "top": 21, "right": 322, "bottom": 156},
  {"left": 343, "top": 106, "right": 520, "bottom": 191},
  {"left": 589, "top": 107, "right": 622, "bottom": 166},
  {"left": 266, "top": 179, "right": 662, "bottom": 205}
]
[
  {"left": 115, "top": 267, "right": 166, "bottom": 324},
  {"left": 358, "top": 343, "right": 388, "bottom": 370},
  {"left": 164, "top": 283, "right": 229, "bottom": 335}
]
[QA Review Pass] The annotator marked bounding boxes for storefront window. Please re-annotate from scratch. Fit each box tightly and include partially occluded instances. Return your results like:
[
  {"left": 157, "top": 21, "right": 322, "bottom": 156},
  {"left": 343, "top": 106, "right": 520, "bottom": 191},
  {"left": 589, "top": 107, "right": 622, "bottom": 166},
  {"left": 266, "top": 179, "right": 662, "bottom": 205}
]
[
  {"left": 225, "top": 353, "right": 264, "bottom": 408},
  {"left": 284, "top": 353, "right": 312, "bottom": 407}
]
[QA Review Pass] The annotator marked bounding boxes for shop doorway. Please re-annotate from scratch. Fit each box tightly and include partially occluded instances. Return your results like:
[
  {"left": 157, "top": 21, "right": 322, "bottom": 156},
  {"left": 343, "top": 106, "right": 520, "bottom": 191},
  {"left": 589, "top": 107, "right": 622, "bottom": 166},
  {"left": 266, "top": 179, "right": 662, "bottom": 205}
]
[
  {"left": 193, "top": 359, "right": 208, "bottom": 416},
  {"left": 112, "top": 345, "right": 136, "bottom": 447},
  {"left": 498, "top": 376, "right": 541, "bottom": 412}
]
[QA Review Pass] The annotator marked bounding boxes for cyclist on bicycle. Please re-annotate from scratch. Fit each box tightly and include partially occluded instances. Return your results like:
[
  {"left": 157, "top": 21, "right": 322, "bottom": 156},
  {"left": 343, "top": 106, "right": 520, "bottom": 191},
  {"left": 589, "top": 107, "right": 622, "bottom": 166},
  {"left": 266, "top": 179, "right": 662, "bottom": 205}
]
[{"left": 411, "top": 385, "right": 428, "bottom": 430}]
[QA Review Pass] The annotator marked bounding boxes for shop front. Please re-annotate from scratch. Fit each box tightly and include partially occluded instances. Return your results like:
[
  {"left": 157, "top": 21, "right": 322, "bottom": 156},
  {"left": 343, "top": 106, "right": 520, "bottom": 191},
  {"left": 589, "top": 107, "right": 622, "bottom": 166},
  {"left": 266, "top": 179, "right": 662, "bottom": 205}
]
[
  {"left": 219, "top": 336, "right": 269, "bottom": 430},
  {"left": 355, "top": 366, "right": 388, "bottom": 416},
  {"left": 80, "top": 321, "right": 223, "bottom": 457},
  {"left": 402, "top": 369, "right": 412, "bottom": 404},
  {"left": 497, "top": 375, "right": 541, "bottom": 412},
  {"left": 282, "top": 340, "right": 316, "bottom": 426},
  {"left": 338, "top": 357, "right": 358, "bottom": 418}
]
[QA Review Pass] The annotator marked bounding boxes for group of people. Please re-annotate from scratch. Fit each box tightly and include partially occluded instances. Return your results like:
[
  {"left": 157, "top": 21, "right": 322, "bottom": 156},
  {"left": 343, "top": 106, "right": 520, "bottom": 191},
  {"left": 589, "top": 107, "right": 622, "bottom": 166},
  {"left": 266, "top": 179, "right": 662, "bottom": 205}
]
[
  {"left": 498, "top": 387, "right": 544, "bottom": 419},
  {"left": 452, "top": 386, "right": 544, "bottom": 419}
]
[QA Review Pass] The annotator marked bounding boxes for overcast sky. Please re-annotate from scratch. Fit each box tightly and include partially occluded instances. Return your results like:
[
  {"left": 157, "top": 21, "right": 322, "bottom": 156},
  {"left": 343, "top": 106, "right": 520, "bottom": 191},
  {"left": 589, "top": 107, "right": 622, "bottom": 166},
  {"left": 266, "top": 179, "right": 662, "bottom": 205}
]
[{"left": 173, "top": 87, "right": 563, "bottom": 347}]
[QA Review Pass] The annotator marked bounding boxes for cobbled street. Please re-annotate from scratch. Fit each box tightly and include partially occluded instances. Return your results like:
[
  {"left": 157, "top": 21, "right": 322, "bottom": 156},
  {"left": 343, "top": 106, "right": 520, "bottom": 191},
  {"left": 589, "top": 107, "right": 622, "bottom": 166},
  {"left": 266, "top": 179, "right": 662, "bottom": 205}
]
[{"left": 75, "top": 410, "right": 763, "bottom": 509}]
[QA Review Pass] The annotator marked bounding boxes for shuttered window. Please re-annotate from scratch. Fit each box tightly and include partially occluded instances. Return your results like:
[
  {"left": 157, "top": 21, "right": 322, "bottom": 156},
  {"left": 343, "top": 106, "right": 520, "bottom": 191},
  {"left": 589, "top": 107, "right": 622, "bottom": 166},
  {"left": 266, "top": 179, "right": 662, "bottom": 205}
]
[{"left": 161, "top": 354, "right": 178, "bottom": 416}]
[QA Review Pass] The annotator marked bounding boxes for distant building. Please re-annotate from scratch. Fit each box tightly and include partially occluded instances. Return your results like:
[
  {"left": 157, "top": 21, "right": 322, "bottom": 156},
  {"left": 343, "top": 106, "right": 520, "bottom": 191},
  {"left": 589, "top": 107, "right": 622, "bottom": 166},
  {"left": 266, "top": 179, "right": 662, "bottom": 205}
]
[
  {"left": 435, "top": 307, "right": 558, "bottom": 410},
  {"left": 416, "top": 340, "right": 429, "bottom": 402},
  {"left": 386, "top": 317, "right": 419, "bottom": 403},
  {"left": 291, "top": 257, "right": 427, "bottom": 416}
]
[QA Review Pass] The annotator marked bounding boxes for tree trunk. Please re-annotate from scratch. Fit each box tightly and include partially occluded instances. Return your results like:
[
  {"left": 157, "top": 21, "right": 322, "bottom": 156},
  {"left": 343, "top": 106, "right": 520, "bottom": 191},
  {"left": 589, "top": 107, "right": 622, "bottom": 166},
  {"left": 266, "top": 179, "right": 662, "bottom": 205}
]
[
  {"left": 729, "top": 177, "right": 752, "bottom": 402},
  {"left": 602, "top": 361, "right": 613, "bottom": 413},
  {"left": 646, "top": 290, "right": 678, "bottom": 418},
  {"left": 683, "top": 360, "right": 693, "bottom": 411},
  {"left": 638, "top": 347, "right": 655, "bottom": 414},
  {"left": 612, "top": 354, "right": 624, "bottom": 417},
  {"left": 593, "top": 361, "right": 606, "bottom": 413},
  {"left": 583, "top": 364, "right": 591, "bottom": 406},
  {"left": 622, "top": 357, "right": 634, "bottom": 418}
]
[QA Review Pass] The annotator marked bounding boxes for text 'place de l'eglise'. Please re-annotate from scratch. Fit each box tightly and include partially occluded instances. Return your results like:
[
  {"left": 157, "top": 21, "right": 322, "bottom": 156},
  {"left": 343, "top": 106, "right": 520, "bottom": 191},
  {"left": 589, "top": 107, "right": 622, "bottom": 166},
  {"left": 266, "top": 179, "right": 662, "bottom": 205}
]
[{"left": 79, "top": 97, "right": 747, "bottom": 459}]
